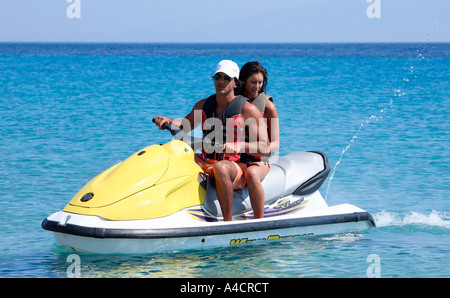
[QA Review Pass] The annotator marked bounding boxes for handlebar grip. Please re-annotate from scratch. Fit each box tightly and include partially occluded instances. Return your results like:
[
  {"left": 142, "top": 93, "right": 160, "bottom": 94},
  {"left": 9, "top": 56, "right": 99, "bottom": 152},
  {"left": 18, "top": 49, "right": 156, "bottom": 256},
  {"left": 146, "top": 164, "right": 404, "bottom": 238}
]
[{"left": 152, "top": 117, "right": 172, "bottom": 130}]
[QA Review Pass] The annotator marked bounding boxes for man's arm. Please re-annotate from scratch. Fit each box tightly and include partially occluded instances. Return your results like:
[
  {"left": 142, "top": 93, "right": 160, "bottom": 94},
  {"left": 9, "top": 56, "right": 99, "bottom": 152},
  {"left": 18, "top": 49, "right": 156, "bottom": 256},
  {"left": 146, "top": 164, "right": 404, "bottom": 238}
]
[{"left": 154, "top": 98, "right": 206, "bottom": 133}]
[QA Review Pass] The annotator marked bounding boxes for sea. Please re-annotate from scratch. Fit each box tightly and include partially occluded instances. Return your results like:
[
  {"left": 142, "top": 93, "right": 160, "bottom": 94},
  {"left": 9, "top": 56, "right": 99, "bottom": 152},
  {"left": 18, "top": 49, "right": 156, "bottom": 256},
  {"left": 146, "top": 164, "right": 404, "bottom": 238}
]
[{"left": 0, "top": 43, "right": 449, "bottom": 278}]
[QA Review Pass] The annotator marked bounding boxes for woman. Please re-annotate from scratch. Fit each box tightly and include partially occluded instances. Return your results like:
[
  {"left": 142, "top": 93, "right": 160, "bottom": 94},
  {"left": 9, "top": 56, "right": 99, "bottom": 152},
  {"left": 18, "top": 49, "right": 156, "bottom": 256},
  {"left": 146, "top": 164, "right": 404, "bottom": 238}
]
[{"left": 239, "top": 61, "right": 280, "bottom": 219}]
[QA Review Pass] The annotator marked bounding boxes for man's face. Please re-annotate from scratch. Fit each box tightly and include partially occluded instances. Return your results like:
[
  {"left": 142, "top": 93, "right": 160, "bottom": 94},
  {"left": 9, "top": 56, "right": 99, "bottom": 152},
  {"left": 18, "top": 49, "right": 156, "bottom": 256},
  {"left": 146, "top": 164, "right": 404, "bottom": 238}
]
[{"left": 213, "top": 72, "right": 236, "bottom": 95}]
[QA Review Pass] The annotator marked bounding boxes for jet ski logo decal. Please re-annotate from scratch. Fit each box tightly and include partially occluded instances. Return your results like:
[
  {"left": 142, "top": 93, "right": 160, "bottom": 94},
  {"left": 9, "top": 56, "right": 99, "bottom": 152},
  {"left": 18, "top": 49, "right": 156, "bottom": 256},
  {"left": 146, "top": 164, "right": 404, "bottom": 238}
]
[
  {"left": 186, "top": 198, "right": 308, "bottom": 221},
  {"left": 276, "top": 198, "right": 303, "bottom": 211},
  {"left": 236, "top": 198, "right": 307, "bottom": 220},
  {"left": 230, "top": 233, "right": 314, "bottom": 246}
]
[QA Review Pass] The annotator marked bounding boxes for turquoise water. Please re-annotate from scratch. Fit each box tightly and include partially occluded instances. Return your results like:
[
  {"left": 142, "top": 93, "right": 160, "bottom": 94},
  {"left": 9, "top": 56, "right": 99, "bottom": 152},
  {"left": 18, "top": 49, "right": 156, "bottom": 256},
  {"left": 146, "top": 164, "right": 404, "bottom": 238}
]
[{"left": 0, "top": 43, "right": 449, "bottom": 278}]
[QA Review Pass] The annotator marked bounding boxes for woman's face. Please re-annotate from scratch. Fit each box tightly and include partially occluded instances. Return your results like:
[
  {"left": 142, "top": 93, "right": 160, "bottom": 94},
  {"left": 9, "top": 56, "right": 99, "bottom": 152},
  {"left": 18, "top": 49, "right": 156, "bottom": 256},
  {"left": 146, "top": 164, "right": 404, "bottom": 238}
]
[{"left": 244, "top": 72, "right": 264, "bottom": 99}]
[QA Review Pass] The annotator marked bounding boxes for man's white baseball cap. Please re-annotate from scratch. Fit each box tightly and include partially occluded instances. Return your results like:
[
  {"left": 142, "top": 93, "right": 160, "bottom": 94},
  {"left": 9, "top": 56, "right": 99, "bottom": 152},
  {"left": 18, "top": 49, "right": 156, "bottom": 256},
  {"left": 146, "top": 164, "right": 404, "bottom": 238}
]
[{"left": 214, "top": 60, "right": 240, "bottom": 79}]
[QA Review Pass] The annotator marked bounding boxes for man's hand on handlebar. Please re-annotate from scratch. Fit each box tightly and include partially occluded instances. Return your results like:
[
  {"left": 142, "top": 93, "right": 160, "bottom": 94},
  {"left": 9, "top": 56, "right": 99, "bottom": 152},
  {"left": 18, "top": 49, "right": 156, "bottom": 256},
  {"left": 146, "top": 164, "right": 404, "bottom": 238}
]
[{"left": 153, "top": 116, "right": 173, "bottom": 130}]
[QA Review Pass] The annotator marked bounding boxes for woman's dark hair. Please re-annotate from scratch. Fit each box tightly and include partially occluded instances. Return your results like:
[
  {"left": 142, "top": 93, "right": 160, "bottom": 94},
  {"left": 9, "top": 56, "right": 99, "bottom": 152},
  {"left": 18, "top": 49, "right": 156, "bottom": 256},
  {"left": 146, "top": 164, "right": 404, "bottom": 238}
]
[
  {"left": 233, "top": 78, "right": 241, "bottom": 96},
  {"left": 239, "top": 61, "right": 268, "bottom": 95}
]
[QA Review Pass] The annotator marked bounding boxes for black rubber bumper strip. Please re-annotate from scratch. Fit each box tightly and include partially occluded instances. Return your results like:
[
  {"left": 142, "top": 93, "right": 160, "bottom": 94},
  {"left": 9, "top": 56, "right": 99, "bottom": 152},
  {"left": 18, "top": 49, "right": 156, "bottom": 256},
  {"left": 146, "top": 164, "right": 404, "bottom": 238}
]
[{"left": 42, "top": 212, "right": 375, "bottom": 239}]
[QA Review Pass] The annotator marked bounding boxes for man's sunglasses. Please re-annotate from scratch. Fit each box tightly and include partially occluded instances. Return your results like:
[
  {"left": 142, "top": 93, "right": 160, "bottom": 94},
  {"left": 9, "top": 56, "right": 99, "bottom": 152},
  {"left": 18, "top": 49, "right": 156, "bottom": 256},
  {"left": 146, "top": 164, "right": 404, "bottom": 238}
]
[{"left": 212, "top": 73, "right": 232, "bottom": 82}]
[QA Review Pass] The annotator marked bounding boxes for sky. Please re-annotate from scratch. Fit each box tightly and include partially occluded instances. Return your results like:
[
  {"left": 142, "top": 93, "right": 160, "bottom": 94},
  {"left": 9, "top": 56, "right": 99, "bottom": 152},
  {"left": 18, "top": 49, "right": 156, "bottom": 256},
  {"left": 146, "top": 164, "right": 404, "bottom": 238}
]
[{"left": 0, "top": 0, "right": 449, "bottom": 43}]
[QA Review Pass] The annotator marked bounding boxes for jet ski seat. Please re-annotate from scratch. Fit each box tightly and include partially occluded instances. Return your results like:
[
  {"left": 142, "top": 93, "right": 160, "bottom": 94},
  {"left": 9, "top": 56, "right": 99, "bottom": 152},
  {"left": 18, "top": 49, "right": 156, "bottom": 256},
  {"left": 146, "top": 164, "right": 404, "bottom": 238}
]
[{"left": 203, "top": 151, "right": 330, "bottom": 217}]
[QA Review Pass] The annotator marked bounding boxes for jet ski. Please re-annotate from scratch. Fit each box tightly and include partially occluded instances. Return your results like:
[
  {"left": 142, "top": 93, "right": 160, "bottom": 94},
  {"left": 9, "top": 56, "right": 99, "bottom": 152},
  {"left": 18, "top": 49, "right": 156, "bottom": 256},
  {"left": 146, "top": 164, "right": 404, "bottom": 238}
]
[{"left": 42, "top": 119, "right": 375, "bottom": 254}]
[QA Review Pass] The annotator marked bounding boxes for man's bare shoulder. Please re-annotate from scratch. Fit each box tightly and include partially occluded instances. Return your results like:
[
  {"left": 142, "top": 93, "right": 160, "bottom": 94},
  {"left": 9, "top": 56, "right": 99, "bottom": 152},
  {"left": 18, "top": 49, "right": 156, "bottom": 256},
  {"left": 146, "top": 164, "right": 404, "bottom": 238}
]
[{"left": 193, "top": 98, "right": 207, "bottom": 110}]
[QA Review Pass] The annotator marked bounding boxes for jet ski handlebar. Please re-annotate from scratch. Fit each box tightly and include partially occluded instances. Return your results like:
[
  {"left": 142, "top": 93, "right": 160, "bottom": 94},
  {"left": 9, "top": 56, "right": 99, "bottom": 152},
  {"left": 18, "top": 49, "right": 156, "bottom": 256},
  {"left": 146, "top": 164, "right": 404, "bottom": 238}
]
[
  {"left": 151, "top": 117, "right": 181, "bottom": 136},
  {"left": 152, "top": 118, "right": 222, "bottom": 151}
]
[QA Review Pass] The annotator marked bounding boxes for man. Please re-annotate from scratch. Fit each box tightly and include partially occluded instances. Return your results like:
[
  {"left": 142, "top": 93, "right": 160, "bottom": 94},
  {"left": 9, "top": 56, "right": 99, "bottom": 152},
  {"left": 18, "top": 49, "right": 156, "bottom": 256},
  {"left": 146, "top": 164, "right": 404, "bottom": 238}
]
[{"left": 154, "top": 60, "right": 269, "bottom": 221}]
